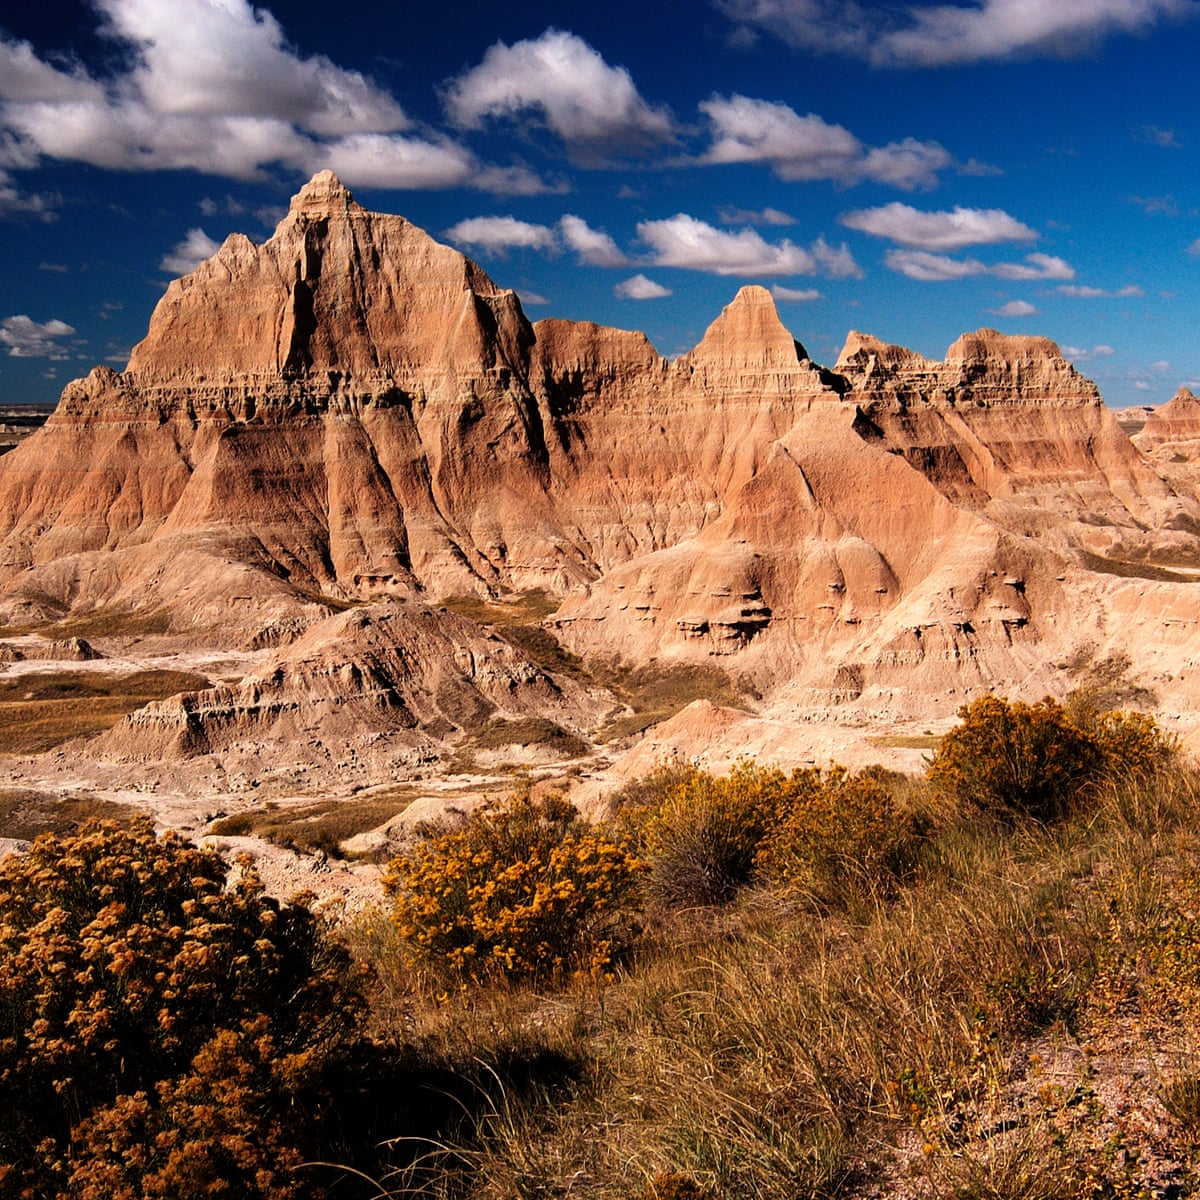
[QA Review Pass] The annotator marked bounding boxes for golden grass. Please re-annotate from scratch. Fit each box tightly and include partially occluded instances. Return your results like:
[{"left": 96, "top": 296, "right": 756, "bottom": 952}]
[
  {"left": 209, "top": 792, "right": 417, "bottom": 859},
  {"left": 0, "top": 669, "right": 210, "bottom": 753},
  {"left": 343, "top": 763, "right": 1200, "bottom": 1199},
  {"left": 0, "top": 788, "right": 145, "bottom": 839}
]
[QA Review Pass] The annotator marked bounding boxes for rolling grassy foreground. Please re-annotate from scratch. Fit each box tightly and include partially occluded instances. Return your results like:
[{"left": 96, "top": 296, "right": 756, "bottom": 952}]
[{"left": 4, "top": 696, "right": 1200, "bottom": 1198}]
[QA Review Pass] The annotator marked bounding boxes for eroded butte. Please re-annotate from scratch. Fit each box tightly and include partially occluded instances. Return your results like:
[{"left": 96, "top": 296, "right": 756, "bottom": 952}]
[{"left": 2, "top": 171, "right": 1198, "bottom": 892}]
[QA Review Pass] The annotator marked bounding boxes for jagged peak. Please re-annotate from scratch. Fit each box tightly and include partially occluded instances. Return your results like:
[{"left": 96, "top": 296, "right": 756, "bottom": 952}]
[
  {"left": 1165, "top": 386, "right": 1200, "bottom": 409},
  {"left": 286, "top": 169, "right": 362, "bottom": 219},
  {"left": 836, "top": 330, "right": 930, "bottom": 372},
  {"left": 682, "top": 285, "right": 808, "bottom": 370}
]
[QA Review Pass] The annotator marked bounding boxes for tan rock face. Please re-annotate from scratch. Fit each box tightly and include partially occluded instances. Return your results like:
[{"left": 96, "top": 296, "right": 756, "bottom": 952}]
[
  {"left": 0, "top": 170, "right": 1198, "bottom": 739},
  {"left": 1134, "top": 387, "right": 1200, "bottom": 455},
  {"left": 93, "top": 602, "right": 611, "bottom": 765}
]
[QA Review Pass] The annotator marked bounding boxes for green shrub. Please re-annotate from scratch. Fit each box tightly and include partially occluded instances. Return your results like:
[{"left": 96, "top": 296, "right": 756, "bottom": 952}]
[
  {"left": 384, "top": 792, "right": 642, "bottom": 982},
  {"left": 756, "top": 768, "right": 928, "bottom": 910},
  {"left": 0, "top": 819, "right": 366, "bottom": 1199},
  {"left": 927, "top": 695, "right": 1105, "bottom": 822},
  {"left": 638, "top": 761, "right": 792, "bottom": 906}
]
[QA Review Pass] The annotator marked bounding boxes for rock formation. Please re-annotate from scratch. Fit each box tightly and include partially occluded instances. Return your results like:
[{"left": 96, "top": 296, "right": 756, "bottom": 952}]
[
  {"left": 1134, "top": 387, "right": 1200, "bottom": 459},
  {"left": 1, "top": 170, "right": 1199, "bottom": 764}
]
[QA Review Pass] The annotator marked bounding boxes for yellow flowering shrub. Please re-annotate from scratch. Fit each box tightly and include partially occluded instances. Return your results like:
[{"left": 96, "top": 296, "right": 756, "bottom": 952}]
[
  {"left": 929, "top": 695, "right": 1178, "bottom": 823},
  {"left": 384, "top": 792, "right": 642, "bottom": 982},
  {"left": 1087, "top": 708, "right": 1178, "bottom": 782},
  {"left": 637, "top": 760, "right": 795, "bottom": 906},
  {"left": 927, "top": 695, "right": 1105, "bottom": 822},
  {"left": 756, "top": 768, "right": 927, "bottom": 910},
  {"left": 0, "top": 819, "right": 366, "bottom": 1199}
]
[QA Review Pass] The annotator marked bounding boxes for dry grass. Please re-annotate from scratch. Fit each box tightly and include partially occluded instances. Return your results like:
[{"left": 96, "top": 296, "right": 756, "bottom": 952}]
[
  {"left": 440, "top": 589, "right": 561, "bottom": 626},
  {"left": 0, "top": 607, "right": 174, "bottom": 640},
  {"left": 208, "top": 792, "right": 417, "bottom": 859},
  {"left": 0, "top": 669, "right": 210, "bottom": 753},
  {"left": 0, "top": 788, "right": 144, "bottom": 839},
  {"left": 344, "top": 762, "right": 1200, "bottom": 1199}
]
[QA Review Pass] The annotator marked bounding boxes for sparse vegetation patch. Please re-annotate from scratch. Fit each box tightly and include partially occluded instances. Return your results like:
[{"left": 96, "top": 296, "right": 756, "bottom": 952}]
[{"left": 0, "top": 668, "right": 211, "bottom": 753}]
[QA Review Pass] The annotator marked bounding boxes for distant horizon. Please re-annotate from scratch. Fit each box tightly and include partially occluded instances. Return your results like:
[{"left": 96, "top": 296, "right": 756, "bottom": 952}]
[{"left": 2, "top": 0, "right": 1198, "bottom": 409}]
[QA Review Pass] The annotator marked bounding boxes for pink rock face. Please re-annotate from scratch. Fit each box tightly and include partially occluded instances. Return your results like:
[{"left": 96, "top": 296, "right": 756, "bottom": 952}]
[{"left": 1, "top": 170, "right": 1198, "bottom": 724}]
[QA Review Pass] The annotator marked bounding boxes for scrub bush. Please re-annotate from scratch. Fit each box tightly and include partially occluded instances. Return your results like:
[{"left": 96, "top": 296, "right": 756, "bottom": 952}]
[
  {"left": 638, "top": 761, "right": 793, "bottom": 906},
  {"left": 927, "top": 696, "right": 1105, "bottom": 822},
  {"left": 756, "top": 768, "right": 928, "bottom": 910},
  {"left": 384, "top": 792, "right": 642, "bottom": 982},
  {"left": 0, "top": 819, "right": 366, "bottom": 1199}
]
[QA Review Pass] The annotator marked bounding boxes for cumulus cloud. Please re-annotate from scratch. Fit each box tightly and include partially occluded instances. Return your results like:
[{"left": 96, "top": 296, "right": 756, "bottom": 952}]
[
  {"left": 990, "top": 299, "right": 1037, "bottom": 316},
  {"left": 0, "top": 168, "right": 57, "bottom": 219},
  {"left": 718, "top": 205, "right": 796, "bottom": 226},
  {"left": 96, "top": 0, "right": 405, "bottom": 134},
  {"left": 0, "top": 0, "right": 547, "bottom": 193},
  {"left": 159, "top": 228, "right": 222, "bottom": 275},
  {"left": 1136, "top": 123, "right": 1181, "bottom": 147},
  {"left": 615, "top": 274, "right": 672, "bottom": 299},
  {"left": 992, "top": 252, "right": 1074, "bottom": 281},
  {"left": 0, "top": 314, "right": 76, "bottom": 358},
  {"left": 698, "top": 95, "right": 950, "bottom": 188},
  {"left": 1057, "top": 283, "right": 1144, "bottom": 297},
  {"left": 444, "top": 29, "right": 674, "bottom": 160},
  {"left": 885, "top": 249, "right": 1074, "bottom": 281},
  {"left": 444, "top": 216, "right": 559, "bottom": 255},
  {"left": 840, "top": 202, "right": 1037, "bottom": 250},
  {"left": 771, "top": 284, "right": 821, "bottom": 302},
  {"left": 442, "top": 213, "right": 634, "bottom": 264},
  {"left": 559, "top": 215, "right": 629, "bottom": 266},
  {"left": 1063, "top": 343, "right": 1116, "bottom": 360},
  {"left": 716, "top": 0, "right": 1197, "bottom": 68},
  {"left": 1189, "top": 238, "right": 1200, "bottom": 256},
  {"left": 638, "top": 212, "right": 861, "bottom": 278}
]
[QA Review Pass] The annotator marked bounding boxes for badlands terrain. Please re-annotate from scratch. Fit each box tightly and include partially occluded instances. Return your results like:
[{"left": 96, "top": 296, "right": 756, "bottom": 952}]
[{"left": 1, "top": 169, "right": 1199, "bottom": 894}]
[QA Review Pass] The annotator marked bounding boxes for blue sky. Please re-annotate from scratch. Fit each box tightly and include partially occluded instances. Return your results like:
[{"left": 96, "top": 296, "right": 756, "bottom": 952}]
[{"left": 1, "top": 0, "right": 1199, "bottom": 408}]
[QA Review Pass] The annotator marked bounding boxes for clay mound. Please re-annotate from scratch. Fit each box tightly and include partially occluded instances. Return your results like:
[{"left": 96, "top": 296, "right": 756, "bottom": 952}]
[
  {"left": 93, "top": 602, "right": 612, "bottom": 764},
  {"left": 1134, "top": 388, "right": 1200, "bottom": 457}
]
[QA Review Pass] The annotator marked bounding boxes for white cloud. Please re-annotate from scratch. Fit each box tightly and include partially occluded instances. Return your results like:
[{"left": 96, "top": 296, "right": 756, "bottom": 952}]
[
  {"left": 1153, "top": 359, "right": 1172, "bottom": 370},
  {"left": 638, "top": 212, "right": 861, "bottom": 278},
  {"left": 698, "top": 94, "right": 950, "bottom": 188},
  {"left": 1063, "top": 343, "right": 1116, "bottom": 360},
  {"left": 559, "top": 215, "right": 629, "bottom": 266},
  {"left": 444, "top": 29, "right": 674, "bottom": 159},
  {"left": 0, "top": 314, "right": 76, "bottom": 358},
  {"left": 0, "top": 168, "right": 57, "bottom": 219},
  {"left": 991, "top": 300, "right": 1038, "bottom": 316},
  {"left": 717, "top": 0, "right": 1197, "bottom": 68},
  {"left": 992, "top": 252, "right": 1074, "bottom": 281},
  {"left": 771, "top": 284, "right": 821, "bottom": 302},
  {"left": 444, "top": 216, "right": 558, "bottom": 255},
  {"left": 885, "top": 249, "right": 1074, "bottom": 281},
  {"left": 1057, "top": 283, "right": 1144, "bottom": 297},
  {"left": 0, "top": 3, "right": 547, "bottom": 194},
  {"left": 518, "top": 290, "right": 549, "bottom": 306},
  {"left": 1189, "top": 238, "right": 1200, "bottom": 256},
  {"left": 615, "top": 274, "right": 672, "bottom": 299},
  {"left": 1137, "top": 123, "right": 1181, "bottom": 147},
  {"left": 96, "top": 0, "right": 405, "bottom": 134},
  {"left": 718, "top": 205, "right": 796, "bottom": 226},
  {"left": 840, "top": 202, "right": 1037, "bottom": 250},
  {"left": 315, "top": 133, "right": 478, "bottom": 190},
  {"left": 884, "top": 250, "right": 988, "bottom": 281},
  {"left": 159, "top": 228, "right": 221, "bottom": 275}
]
